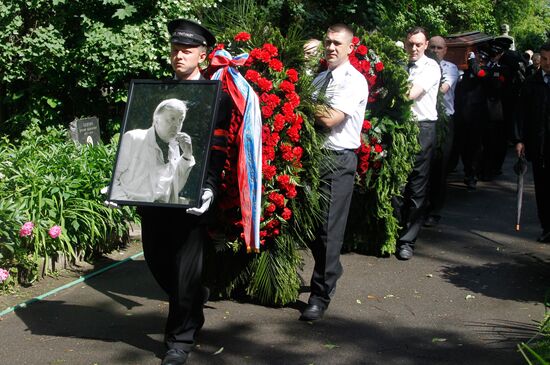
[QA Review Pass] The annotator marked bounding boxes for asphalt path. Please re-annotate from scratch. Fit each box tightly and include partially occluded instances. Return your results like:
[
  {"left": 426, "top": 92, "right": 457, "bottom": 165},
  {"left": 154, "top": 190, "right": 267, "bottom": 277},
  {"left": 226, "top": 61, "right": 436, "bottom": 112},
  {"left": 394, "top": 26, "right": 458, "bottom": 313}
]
[{"left": 1, "top": 150, "right": 549, "bottom": 365}]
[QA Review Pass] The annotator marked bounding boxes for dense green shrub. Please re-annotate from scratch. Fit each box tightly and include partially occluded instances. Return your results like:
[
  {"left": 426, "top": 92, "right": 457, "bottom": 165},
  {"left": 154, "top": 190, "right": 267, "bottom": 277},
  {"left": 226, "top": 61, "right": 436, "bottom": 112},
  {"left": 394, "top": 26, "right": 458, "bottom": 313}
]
[
  {"left": 0, "top": 124, "right": 137, "bottom": 285},
  {"left": 0, "top": 0, "right": 222, "bottom": 138},
  {"left": 519, "top": 309, "right": 550, "bottom": 364}
]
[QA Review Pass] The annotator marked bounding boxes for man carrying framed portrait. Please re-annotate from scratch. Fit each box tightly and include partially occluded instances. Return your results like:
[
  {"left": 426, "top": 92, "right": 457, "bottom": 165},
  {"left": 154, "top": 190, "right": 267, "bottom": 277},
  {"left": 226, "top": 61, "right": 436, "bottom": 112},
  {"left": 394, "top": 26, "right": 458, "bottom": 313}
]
[{"left": 108, "top": 19, "right": 233, "bottom": 365}]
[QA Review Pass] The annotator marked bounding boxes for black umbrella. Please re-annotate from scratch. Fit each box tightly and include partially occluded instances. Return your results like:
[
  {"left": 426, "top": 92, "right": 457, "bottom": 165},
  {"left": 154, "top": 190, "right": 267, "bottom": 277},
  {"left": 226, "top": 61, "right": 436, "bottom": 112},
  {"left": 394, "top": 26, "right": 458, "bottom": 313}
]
[{"left": 513, "top": 156, "right": 528, "bottom": 231}]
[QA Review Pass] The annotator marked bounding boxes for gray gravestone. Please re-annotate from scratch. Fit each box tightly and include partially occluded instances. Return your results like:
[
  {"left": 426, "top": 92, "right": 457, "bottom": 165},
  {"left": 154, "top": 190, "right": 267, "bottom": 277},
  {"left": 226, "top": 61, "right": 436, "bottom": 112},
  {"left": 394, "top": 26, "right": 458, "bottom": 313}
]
[{"left": 69, "top": 117, "right": 101, "bottom": 145}]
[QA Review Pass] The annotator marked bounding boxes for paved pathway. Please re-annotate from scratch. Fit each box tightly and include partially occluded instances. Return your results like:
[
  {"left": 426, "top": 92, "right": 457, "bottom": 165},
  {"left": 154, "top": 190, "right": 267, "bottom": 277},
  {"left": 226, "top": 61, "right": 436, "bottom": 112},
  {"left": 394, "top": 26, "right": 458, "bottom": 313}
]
[{"left": 1, "top": 151, "right": 549, "bottom": 365}]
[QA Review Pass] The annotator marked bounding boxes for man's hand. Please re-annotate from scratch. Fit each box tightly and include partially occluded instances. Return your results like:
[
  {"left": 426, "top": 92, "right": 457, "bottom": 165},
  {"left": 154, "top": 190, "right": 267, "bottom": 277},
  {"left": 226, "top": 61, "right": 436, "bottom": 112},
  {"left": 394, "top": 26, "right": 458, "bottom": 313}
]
[
  {"left": 186, "top": 189, "right": 213, "bottom": 216},
  {"left": 314, "top": 105, "right": 346, "bottom": 128},
  {"left": 100, "top": 186, "right": 119, "bottom": 209},
  {"left": 515, "top": 142, "right": 525, "bottom": 157},
  {"left": 408, "top": 83, "right": 425, "bottom": 100},
  {"left": 176, "top": 132, "right": 193, "bottom": 159}
]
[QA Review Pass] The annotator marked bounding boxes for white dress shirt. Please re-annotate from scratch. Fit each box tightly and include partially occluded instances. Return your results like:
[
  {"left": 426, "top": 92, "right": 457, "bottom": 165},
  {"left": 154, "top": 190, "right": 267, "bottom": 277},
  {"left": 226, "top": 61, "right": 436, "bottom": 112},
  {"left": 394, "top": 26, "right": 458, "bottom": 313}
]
[
  {"left": 440, "top": 60, "right": 459, "bottom": 116},
  {"left": 111, "top": 126, "right": 195, "bottom": 204},
  {"left": 408, "top": 55, "right": 441, "bottom": 121},
  {"left": 313, "top": 61, "right": 369, "bottom": 150}
]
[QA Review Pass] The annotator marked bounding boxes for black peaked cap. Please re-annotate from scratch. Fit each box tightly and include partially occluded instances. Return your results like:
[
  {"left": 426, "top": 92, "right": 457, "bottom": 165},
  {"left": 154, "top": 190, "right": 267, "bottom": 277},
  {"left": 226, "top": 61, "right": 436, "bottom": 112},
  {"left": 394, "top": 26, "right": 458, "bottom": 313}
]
[
  {"left": 167, "top": 19, "right": 216, "bottom": 47},
  {"left": 491, "top": 37, "right": 513, "bottom": 52}
]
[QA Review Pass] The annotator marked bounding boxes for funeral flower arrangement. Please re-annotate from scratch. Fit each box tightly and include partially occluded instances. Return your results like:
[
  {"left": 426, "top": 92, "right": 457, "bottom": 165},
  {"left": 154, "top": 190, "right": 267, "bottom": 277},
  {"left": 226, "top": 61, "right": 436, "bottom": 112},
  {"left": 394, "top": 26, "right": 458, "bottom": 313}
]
[
  {"left": 201, "top": 8, "right": 417, "bottom": 304},
  {"left": 209, "top": 38, "right": 305, "bottom": 249},
  {"left": 348, "top": 36, "right": 388, "bottom": 188},
  {"left": 202, "top": 25, "right": 325, "bottom": 305}
]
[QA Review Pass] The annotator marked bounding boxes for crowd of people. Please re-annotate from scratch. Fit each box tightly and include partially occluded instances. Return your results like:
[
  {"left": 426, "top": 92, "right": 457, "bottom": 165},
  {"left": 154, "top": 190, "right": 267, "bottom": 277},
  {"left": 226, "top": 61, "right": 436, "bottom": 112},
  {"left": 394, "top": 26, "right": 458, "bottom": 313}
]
[
  {"left": 108, "top": 17, "right": 549, "bottom": 365},
  {"left": 395, "top": 26, "right": 550, "bottom": 261}
]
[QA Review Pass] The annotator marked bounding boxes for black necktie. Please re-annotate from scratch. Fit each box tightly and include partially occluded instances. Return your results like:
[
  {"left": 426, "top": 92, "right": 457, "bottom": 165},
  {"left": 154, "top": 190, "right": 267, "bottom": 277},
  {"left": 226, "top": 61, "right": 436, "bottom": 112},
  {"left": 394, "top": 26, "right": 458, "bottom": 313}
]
[
  {"left": 319, "top": 71, "right": 333, "bottom": 95},
  {"left": 155, "top": 131, "right": 170, "bottom": 163}
]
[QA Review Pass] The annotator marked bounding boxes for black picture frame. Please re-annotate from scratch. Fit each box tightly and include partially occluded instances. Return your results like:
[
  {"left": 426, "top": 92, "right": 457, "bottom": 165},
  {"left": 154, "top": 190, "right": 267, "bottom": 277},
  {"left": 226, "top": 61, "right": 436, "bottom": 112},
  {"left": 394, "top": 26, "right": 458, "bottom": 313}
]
[{"left": 108, "top": 79, "right": 221, "bottom": 208}]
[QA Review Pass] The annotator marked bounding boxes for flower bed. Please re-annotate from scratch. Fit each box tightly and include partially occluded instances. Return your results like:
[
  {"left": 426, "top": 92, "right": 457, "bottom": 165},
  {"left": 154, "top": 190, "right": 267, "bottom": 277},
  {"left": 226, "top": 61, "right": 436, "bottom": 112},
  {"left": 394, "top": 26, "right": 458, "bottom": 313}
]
[{"left": 0, "top": 124, "right": 137, "bottom": 290}]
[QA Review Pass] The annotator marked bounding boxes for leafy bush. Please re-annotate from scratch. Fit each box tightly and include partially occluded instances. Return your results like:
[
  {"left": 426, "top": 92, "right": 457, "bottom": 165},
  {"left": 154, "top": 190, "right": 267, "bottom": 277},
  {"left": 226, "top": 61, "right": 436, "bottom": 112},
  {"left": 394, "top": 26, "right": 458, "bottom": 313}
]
[
  {"left": 0, "top": 124, "right": 137, "bottom": 285},
  {"left": 519, "top": 298, "right": 550, "bottom": 364},
  {"left": 0, "top": 0, "right": 222, "bottom": 138}
]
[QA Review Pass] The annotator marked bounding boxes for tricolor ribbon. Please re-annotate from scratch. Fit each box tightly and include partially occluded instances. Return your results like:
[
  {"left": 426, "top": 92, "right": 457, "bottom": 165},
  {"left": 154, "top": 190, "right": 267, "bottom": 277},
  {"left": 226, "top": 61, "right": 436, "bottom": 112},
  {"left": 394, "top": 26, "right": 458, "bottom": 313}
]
[{"left": 210, "top": 49, "right": 262, "bottom": 253}]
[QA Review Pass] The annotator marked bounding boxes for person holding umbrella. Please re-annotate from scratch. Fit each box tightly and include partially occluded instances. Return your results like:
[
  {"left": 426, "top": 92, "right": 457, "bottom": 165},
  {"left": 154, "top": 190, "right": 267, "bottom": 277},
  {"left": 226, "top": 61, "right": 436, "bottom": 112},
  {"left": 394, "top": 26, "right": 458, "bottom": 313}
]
[{"left": 515, "top": 42, "right": 550, "bottom": 243}]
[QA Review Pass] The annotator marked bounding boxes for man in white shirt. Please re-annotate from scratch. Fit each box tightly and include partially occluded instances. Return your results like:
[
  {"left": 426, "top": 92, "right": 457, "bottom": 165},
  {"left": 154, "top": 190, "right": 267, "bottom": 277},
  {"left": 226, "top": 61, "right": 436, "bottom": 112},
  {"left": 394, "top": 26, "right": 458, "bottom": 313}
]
[
  {"left": 394, "top": 26, "right": 441, "bottom": 260},
  {"left": 300, "top": 23, "right": 369, "bottom": 321},
  {"left": 425, "top": 36, "right": 460, "bottom": 226},
  {"left": 111, "top": 98, "right": 195, "bottom": 204}
]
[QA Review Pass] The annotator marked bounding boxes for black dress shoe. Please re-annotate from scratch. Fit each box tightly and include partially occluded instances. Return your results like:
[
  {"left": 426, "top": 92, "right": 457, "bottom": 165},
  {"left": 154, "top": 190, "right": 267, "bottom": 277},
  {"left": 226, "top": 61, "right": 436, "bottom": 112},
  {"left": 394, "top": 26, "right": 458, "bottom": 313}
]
[
  {"left": 537, "top": 231, "right": 550, "bottom": 243},
  {"left": 299, "top": 304, "right": 325, "bottom": 321},
  {"left": 161, "top": 349, "right": 188, "bottom": 365},
  {"left": 202, "top": 286, "right": 210, "bottom": 304},
  {"left": 423, "top": 215, "right": 440, "bottom": 227},
  {"left": 464, "top": 177, "right": 477, "bottom": 191},
  {"left": 396, "top": 243, "right": 413, "bottom": 260}
]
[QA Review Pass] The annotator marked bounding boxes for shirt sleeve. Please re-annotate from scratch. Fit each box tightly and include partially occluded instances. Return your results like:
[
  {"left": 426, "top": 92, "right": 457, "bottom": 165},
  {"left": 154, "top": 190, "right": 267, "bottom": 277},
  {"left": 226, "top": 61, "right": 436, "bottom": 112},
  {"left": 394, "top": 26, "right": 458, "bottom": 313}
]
[
  {"left": 414, "top": 62, "right": 441, "bottom": 94},
  {"left": 442, "top": 63, "right": 459, "bottom": 89},
  {"left": 328, "top": 74, "right": 368, "bottom": 117}
]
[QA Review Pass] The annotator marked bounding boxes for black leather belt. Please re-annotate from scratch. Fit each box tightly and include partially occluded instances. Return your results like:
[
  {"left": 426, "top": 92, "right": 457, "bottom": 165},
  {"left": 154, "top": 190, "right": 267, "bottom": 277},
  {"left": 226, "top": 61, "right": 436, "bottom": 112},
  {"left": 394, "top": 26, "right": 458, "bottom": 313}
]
[{"left": 326, "top": 149, "right": 355, "bottom": 155}]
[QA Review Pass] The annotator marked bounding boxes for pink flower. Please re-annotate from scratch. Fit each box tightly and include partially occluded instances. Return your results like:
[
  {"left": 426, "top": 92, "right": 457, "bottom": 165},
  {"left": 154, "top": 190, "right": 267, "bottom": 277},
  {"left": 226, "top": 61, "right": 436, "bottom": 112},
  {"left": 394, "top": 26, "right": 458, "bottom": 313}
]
[
  {"left": 48, "top": 225, "right": 62, "bottom": 239},
  {"left": 0, "top": 268, "right": 9, "bottom": 283},
  {"left": 19, "top": 221, "right": 34, "bottom": 237}
]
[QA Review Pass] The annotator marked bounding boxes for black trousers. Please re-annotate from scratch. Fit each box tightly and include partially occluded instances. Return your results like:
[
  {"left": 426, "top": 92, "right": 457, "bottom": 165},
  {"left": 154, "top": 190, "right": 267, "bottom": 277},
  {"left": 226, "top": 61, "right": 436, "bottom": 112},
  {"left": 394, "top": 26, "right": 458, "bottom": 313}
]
[
  {"left": 139, "top": 208, "right": 207, "bottom": 353},
  {"left": 309, "top": 151, "right": 357, "bottom": 309},
  {"left": 481, "top": 119, "right": 507, "bottom": 178},
  {"left": 532, "top": 159, "right": 550, "bottom": 232},
  {"left": 394, "top": 121, "right": 436, "bottom": 244},
  {"left": 454, "top": 104, "right": 485, "bottom": 180},
  {"left": 428, "top": 115, "right": 454, "bottom": 217}
]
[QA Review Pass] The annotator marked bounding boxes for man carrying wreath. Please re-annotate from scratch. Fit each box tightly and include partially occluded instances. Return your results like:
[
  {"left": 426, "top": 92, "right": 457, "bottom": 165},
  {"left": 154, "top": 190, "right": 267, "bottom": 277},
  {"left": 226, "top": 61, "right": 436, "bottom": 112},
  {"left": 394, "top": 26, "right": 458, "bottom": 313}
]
[{"left": 300, "top": 23, "right": 369, "bottom": 322}]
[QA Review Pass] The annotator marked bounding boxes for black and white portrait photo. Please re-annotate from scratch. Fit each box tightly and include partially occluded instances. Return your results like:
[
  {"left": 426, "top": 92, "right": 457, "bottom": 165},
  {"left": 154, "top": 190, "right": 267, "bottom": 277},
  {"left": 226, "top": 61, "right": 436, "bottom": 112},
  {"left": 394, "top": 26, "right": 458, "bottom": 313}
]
[{"left": 108, "top": 80, "right": 221, "bottom": 208}]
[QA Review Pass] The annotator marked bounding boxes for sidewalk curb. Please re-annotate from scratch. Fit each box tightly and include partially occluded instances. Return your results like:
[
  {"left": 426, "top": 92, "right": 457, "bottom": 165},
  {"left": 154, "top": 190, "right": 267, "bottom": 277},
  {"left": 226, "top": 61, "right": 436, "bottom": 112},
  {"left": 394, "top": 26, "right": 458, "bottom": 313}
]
[{"left": 0, "top": 251, "right": 144, "bottom": 317}]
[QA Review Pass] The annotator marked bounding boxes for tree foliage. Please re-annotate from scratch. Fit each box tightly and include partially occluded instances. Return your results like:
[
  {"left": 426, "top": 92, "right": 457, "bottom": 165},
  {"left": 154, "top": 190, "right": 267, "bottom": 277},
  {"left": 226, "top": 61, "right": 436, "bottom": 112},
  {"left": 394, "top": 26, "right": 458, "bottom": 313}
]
[
  {"left": 243, "top": 0, "right": 549, "bottom": 50},
  {"left": 0, "top": 0, "right": 221, "bottom": 137}
]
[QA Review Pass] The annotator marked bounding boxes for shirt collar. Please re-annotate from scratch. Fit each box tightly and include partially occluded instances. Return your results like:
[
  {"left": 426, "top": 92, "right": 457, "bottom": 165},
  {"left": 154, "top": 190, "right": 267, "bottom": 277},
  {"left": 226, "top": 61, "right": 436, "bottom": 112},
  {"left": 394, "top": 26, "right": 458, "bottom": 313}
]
[
  {"left": 414, "top": 55, "right": 430, "bottom": 67},
  {"left": 328, "top": 60, "right": 351, "bottom": 79},
  {"left": 173, "top": 69, "right": 202, "bottom": 81}
]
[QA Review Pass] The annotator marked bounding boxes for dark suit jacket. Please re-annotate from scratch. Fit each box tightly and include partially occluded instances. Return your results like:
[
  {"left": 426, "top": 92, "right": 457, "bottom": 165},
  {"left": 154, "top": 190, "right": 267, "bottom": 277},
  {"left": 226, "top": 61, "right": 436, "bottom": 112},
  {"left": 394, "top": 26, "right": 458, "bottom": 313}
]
[
  {"left": 197, "top": 74, "right": 231, "bottom": 200},
  {"left": 515, "top": 70, "right": 550, "bottom": 163}
]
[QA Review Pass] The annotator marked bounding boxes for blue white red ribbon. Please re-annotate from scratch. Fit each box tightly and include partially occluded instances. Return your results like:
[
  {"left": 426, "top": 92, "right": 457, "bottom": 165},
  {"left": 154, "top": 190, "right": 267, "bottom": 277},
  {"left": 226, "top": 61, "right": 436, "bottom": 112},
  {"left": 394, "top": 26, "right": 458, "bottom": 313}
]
[{"left": 211, "top": 49, "right": 262, "bottom": 253}]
